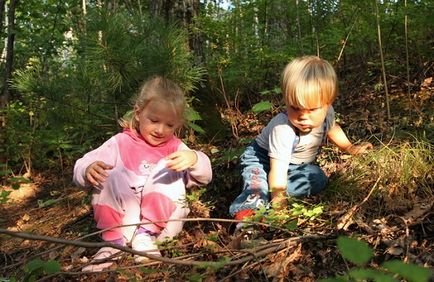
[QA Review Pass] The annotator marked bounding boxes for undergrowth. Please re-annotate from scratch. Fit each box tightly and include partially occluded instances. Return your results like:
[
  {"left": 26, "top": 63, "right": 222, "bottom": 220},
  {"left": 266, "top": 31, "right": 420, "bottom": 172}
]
[{"left": 324, "top": 136, "right": 433, "bottom": 216}]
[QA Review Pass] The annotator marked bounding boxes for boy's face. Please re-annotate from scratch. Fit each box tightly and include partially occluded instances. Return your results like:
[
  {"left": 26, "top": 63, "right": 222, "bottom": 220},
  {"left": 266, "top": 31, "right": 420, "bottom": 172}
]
[
  {"left": 286, "top": 104, "right": 330, "bottom": 133},
  {"left": 134, "top": 100, "right": 181, "bottom": 146}
]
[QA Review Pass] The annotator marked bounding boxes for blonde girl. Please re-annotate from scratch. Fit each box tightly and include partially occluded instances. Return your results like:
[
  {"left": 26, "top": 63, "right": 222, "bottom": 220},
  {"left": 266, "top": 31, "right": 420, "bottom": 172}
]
[{"left": 74, "top": 76, "right": 212, "bottom": 271}]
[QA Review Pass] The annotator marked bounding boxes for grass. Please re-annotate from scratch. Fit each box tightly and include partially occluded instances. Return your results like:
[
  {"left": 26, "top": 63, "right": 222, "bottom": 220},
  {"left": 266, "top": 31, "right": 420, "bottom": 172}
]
[{"left": 324, "top": 135, "right": 433, "bottom": 216}]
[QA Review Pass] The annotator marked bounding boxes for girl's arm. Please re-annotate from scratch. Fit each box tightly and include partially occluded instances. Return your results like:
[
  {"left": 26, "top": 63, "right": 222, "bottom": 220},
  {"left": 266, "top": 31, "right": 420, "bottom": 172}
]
[
  {"left": 73, "top": 137, "right": 118, "bottom": 188},
  {"left": 327, "top": 124, "right": 373, "bottom": 155},
  {"left": 171, "top": 143, "right": 212, "bottom": 187},
  {"left": 269, "top": 158, "right": 288, "bottom": 210}
]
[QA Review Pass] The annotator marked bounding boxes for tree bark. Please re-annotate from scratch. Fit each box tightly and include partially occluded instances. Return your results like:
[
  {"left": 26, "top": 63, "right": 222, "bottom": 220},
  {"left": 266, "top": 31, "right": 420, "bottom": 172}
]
[
  {"left": 148, "top": 0, "right": 201, "bottom": 58},
  {"left": 0, "top": 0, "right": 18, "bottom": 108},
  {"left": 148, "top": 0, "right": 199, "bottom": 26},
  {"left": 374, "top": 0, "right": 391, "bottom": 120},
  {"left": 0, "top": 0, "right": 5, "bottom": 36}
]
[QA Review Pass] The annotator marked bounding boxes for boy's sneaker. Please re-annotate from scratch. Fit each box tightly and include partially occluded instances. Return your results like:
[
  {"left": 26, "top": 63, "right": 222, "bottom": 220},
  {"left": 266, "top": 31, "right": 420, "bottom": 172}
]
[
  {"left": 131, "top": 232, "right": 161, "bottom": 263},
  {"left": 234, "top": 209, "right": 255, "bottom": 221},
  {"left": 233, "top": 209, "right": 264, "bottom": 241}
]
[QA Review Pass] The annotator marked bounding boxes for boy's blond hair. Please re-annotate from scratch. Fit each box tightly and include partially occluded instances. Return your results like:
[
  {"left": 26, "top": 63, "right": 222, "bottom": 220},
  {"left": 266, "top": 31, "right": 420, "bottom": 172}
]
[
  {"left": 281, "top": 56, "right": 337, "bottom": 109},
  {"left": 119, "top": 76, "right": 186, "bottom": 131}
]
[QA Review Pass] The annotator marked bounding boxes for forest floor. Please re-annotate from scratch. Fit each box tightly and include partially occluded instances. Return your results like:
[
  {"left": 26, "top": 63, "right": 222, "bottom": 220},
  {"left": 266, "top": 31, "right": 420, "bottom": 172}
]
[{"left": 1, "top": 76, "right": 433, "bottom": 281}]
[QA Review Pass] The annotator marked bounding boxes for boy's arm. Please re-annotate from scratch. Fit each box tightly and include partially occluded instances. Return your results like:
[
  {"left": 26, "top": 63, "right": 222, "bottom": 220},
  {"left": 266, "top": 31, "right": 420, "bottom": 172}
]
[
  {"left": 269, "top": 158, "right": 288, "bottom": 210},
  {"left": 327, "top": 124, "right": 372, "bottom": 155}
]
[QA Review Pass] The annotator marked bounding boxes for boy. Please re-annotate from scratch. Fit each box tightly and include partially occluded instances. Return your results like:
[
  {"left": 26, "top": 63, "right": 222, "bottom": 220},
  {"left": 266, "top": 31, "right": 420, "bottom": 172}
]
[{"left": 229, "top": 56, "right": 372, "bottom": 224}]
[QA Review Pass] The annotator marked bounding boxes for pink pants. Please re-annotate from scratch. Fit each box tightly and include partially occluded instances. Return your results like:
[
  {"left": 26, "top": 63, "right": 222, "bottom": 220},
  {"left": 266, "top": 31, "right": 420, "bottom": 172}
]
[{"left": 92, "top": 160, "right": 190, "bottom": 243}]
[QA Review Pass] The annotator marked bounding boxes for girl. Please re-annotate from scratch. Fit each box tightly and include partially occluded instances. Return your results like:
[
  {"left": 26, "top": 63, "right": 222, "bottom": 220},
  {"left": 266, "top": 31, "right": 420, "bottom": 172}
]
[
  {"left": 74, "top": 76, "right": 212, "bottom": 271},
  {"left": 229, "top": 56, "right": 372, "bottom": 225}
]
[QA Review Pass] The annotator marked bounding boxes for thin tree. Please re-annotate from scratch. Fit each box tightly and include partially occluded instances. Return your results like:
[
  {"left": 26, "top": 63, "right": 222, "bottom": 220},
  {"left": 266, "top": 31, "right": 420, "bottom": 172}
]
[
  {"left": 0, "top": 0, "right": 5, "bottom": 42},
  {"left": 295, "top": 0, "right": 303, "bottom": 54},
  {"left": 307, "top": 0, "right": 320, "bottom": 57},
  {"left": 374, "top": 0, "right": 391, "bottom": 120},
  {"left": 0, "top": 0, "right": 18, "bottom": 108},
  {"left": 404, "top": 0, "right": 410, "bottom": 96}
]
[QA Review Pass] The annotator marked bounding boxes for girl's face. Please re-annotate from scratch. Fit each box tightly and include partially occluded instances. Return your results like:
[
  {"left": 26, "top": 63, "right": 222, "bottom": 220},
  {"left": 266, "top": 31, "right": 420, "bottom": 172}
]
[
  {"left": 286, "top": 104, "right": 330, "bottom": 133},
  {"left": 134, "top": 100, "right": 181, "bottom": 146}
]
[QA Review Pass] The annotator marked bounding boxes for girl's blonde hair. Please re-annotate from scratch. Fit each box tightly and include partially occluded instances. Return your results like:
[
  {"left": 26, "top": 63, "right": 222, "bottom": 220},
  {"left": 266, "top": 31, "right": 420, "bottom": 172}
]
[
  {"left": 119, "top": 76, "right": 186, "bottom": 130},
  {"left": 281, "top": 56, "right": 337, "bottom": 109}
]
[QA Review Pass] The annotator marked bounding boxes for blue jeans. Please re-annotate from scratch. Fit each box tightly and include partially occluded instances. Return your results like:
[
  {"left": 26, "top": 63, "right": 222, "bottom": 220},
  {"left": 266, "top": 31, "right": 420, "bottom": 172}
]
[{"left": 229, "top": 141, "right": 327, "bottom": 216}]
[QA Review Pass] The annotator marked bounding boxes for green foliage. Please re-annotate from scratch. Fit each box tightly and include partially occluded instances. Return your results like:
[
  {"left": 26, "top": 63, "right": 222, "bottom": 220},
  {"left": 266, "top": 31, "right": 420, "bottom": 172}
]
[
  {"left": 185, "top": 103, "right": 206, "bottom": 134},
  {"left": 249, "top": 200, "right": 324, "bottom": 231},
  {"left": 6, "top": 4, "right": 206, "bottom": 174},
  {"left": 290, "top": 202, "right": 324, "bottom": 220},
  {"left": 185, "top": 187, "right": 206, "bottom": 204},
  {"left": 158, "top": 238, "right": 184, "bottom": 258},
  {"left": 22, "top": 259, "right": 61, "bottom": 281},
  {"left": 0, "top": 163, "right": 31, "bottom": 204},
  {"left": 337, "top": 236, "right": 373, "bottom": 266},
  {"left": 251, "top": 101, "right": 273, "bottom": 113},
  {"left": 320, "top": 236, "right": 433, "bottom": 282},
  {"left": 196, "top": 256, "right": 231, "bottom": 271},
  {"left": 325, "top": 137, "right": 433, "bottom": 213},
  {"left": 383, "top": 260, "right": 433, "bottom": 282}
]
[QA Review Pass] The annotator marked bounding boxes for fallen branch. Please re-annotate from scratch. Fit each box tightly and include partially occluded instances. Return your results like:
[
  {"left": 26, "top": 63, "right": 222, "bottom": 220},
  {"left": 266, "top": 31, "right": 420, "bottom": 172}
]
[
  {"left": 0, "top": 222, "right": 336, "bottom": 269},
  {"left": 337, "top": 176, "right": 382, "bottom": 230}
]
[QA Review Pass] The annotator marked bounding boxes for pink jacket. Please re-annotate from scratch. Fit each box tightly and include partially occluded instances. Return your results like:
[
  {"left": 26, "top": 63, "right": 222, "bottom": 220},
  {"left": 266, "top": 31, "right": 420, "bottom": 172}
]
[{"left": 73, "top": 129, "right": 212, "bottom": 190}]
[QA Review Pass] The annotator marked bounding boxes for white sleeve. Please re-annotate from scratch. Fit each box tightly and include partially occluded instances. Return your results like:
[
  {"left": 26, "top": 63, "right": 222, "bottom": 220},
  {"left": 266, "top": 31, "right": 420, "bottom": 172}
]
[
  {"left": 73, "top": 137, "right": 119, "bottom": 187},
  {"left": 268, "top": 123, "right": 297, "bottom": 164}
]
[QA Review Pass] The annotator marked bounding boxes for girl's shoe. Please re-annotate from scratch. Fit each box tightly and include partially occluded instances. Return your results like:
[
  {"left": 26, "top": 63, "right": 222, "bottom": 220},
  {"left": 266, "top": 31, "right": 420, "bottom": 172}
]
[
  {"left": 81, "top": 247, "right": 121, "bottom": 272},
  {"left": 131, "top": 232, "right": 161, "bottom": 263}
]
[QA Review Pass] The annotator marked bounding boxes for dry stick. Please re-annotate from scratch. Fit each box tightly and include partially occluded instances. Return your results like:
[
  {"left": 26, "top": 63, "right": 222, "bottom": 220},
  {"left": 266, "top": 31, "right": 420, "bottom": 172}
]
[
  {"left": 0, "top": 226, "right": 335, "bottom": 268},
  {"left": 3, "top": 216, "right": 295, "bottom": 270},
  {"left": 38, "top": 260, "right": 164, "bottom": 281},
  {"left": 220, "top": 258, "right": 269, "bottom": 282},
  {"left": 336, "top": 13, "right": 358, "bottom": 63},
  {"left": 51, "top": 252, "right": 209, "bottom": 279},
  {"left": 400, "top": 216, "right": 411, "bottom": 264},
  {"left": 2, "top": 219, "right": 189, "bottom": 270},
  {"left": 337, "top": 176, "right": 382, "bottom": 230}
]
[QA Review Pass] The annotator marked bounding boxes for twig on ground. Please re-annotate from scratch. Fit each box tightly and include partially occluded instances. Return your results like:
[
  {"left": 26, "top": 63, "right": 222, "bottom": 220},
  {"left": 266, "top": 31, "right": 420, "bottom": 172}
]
[
  {"left": 337, "top": 176, "right": 381, "bottom": 230},
  {"left": 0, "top": 224, "right": 336, "bottom": 268}
]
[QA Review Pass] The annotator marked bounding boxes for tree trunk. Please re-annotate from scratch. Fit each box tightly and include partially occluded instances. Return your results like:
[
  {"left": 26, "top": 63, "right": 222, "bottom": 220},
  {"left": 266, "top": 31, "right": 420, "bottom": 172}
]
[
  {"left": 374, "top": 0, "right": 391, "bottom": 120},
  {"left": 0, "top": 0, "right": 5, "bottom": 36},
  {"left": 0, "top": 0, "right": 5, "bottom": 65},
  {"left": 149, "top": 0, "right": 199, "bottom": 26},
  {"left": 0, "top": 0, "right": 18, "bottom": 108},
  {"left": 404, "top": 0, "right": 410, "bottom": 96},
  {"left": 148, "top": 0, "right": 201, "bottom": 58},
  {"left": 295, "top": 0, "right": 303, "bottom": 55}
]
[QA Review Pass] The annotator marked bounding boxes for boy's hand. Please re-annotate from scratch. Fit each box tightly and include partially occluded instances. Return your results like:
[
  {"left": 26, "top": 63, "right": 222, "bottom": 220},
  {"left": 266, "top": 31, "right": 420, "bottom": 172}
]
[
  {"left": 166, "top": 150, "right": 198, "bottom": 172},
  {"left": 270, "top": 188, "right": 288, "bottom": 211},
  {"left": 346, "top": 142, "right": 373, "bottom": 155},
  {"left": 85, "top": 161, "right": 114, "bottom": 187}
]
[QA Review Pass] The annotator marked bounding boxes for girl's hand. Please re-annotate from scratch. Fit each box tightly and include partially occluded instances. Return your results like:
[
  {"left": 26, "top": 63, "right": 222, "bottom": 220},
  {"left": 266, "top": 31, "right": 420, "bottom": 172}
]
[
  {"left": 346, "top": 142, "right": 373, "bottom": 155},
  {"left": 85, "top": 161, "right": 114, "bottom": 187},
  {"left": 166, "top": 150, "right": 198, "bottom": 172}
]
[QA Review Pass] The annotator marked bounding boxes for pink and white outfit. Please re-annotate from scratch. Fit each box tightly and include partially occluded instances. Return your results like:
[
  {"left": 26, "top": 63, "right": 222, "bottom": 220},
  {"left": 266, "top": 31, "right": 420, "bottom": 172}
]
[{"left": 73, "top": 129, "right": 212, "bottom": 243}]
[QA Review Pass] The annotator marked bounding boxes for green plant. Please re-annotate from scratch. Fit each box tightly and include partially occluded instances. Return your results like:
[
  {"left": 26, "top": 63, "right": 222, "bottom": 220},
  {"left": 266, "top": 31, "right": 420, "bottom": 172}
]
[
  {"left": 22, "top": 259, "right": 61, "bottom": 282},
  {"left": 325, "top": 137, "right": 433, "bottom": 214},
  {"left": 319, "top": 236, "right": 433, "bottom": 282},
  {"left": 290, "top": 202, "right": 324, "bottom": 220},
  {"left": 0, "top": 163, "right": 31, "bottom": 204},
  {"left": 248, "top": 200, "right": 324, "bottom": 231},
  {"left": 185, "top": 187, "right": 206, "bottom": 204}
]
